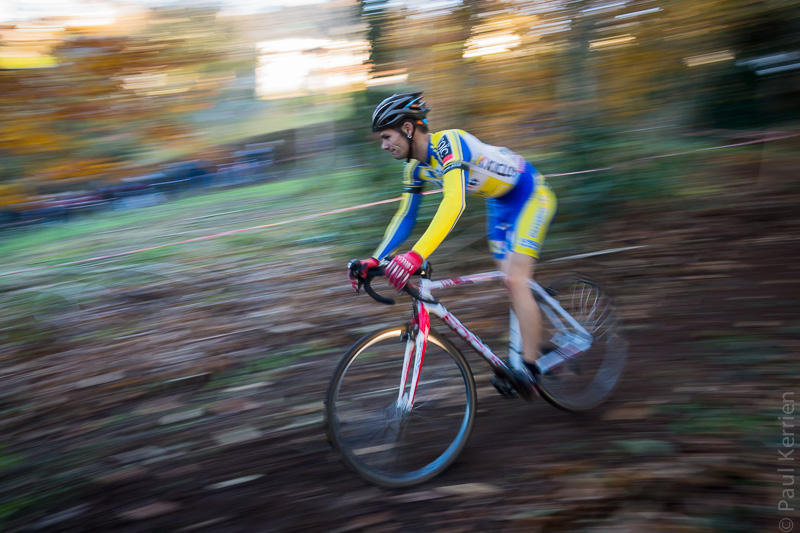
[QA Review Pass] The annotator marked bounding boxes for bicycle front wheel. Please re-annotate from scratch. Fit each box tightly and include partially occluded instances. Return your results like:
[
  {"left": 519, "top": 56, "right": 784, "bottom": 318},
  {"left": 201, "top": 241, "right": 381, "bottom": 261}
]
[
  {"left": 536, "top": 274, "right": 627, "bottom": 412},
  {"left": 325, "top": 326, "right": 476, "bottom": 488}
]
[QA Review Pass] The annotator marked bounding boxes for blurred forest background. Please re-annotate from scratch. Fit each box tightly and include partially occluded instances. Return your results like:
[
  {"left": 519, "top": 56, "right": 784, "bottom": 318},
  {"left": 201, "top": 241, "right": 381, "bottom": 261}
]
[
  {"left": 1, "top": 0, "right": 799, "bottom": 531},
  {"left": 2, "top": 0, "right": 799, "bottom": 223}
]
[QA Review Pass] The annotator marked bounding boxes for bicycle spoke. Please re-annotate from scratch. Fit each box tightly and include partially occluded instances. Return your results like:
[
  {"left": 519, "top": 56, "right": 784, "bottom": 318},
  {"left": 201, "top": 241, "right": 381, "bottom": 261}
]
[
  {"left": 536, "top": 275, "right": 627, "bottom": 412},
  {"left": 585, "top": 289, "right": 601, "bottom": 327},
  {"left": 592, "top": 307, "right": 618, "bottom": 339}
]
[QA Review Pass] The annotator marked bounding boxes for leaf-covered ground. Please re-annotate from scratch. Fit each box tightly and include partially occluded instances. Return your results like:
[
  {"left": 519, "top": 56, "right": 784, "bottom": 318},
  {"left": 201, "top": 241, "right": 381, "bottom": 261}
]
[{"left": 1, "top": 177, "right": 798, "bottom": 532}]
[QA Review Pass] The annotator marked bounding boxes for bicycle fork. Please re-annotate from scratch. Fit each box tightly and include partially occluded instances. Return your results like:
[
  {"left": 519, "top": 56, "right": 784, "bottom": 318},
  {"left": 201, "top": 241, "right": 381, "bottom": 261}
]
[{"left": 397, "top": 300, "right": 429, "bottom": 412}]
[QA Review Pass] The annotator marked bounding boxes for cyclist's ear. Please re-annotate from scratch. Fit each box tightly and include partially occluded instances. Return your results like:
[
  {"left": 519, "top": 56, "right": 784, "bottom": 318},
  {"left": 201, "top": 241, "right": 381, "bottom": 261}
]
[{"left": 400, "top": 121, "right": 414, "bottom": 138}]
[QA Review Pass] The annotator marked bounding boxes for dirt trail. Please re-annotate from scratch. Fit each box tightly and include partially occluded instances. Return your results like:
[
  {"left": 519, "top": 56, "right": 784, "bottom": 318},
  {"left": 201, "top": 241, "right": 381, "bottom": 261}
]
[{"left": 2, "top": 192, "right": 799, "bottom": 532}]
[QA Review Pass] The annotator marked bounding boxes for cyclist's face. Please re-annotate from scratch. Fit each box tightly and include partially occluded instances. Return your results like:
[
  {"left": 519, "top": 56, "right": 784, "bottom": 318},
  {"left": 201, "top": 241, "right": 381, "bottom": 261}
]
[{"left": 379, "top": 128, "right": 409, "bottom": 160}]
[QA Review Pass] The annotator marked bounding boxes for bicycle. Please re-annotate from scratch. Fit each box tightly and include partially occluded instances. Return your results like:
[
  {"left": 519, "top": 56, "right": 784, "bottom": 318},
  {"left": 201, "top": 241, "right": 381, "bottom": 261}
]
[{"left": 325, "top": 261, "right": 627, "bottom": 488}]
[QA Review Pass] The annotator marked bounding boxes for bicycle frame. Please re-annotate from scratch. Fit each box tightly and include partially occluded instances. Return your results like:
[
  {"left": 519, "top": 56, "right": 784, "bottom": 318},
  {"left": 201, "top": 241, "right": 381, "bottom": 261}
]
[{"left": 396, "top": 271, "right": 593, "bottom": 412}]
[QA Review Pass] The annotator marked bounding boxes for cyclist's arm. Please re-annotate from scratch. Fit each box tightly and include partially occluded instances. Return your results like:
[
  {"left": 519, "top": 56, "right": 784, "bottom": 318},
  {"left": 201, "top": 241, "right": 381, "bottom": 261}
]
[
  {"left": 372, "top": 180, "right": 423, "bottom": 260},
  {"left": 411, "top": 164, "right": 467, "bottom": 259}
]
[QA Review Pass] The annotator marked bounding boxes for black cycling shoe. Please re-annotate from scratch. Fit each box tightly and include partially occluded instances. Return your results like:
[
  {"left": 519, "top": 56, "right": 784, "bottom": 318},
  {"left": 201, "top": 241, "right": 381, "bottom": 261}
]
[
  {"left": 523, "top": 360, "right": 542, "bottom": 379},
  {"left": 509, "top": 365, "right": 538, "bottom": 400}
]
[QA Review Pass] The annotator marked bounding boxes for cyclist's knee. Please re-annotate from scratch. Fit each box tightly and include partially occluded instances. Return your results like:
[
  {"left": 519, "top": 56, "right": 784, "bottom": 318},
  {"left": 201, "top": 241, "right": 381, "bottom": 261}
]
[
  {"left": 504, "top": 253, "right": 536, "bottom": 294},
  {"left": 504, "top": 271, "right": 529, "bottom": 294}
]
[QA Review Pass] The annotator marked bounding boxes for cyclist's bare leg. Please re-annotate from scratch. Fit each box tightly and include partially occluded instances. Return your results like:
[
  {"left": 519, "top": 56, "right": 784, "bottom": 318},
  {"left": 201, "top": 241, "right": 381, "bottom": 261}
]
[{"left": 498, "top": 252, "right": 541, "bottom": 365}]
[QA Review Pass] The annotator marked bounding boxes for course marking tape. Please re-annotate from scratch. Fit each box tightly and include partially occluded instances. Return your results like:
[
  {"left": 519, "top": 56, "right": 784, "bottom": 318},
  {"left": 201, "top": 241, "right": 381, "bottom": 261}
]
[
  {"left": 545, "top": 245, "right": 648, "bottom": 263},
  {"left": 0, "top": 196, "right": 403, "bottom": 277},
  {"left": 1, "top": 132, "right": 795, "bottom": 278},
  {"left": 545, "top": 131, "right": 797, "bottom": 177}
]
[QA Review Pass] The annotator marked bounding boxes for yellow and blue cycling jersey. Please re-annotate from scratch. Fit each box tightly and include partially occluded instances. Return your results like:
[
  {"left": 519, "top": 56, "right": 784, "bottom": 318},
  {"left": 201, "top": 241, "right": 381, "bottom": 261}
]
[{"left": 373, "top": 129, "right": 556, "bottom": 261}]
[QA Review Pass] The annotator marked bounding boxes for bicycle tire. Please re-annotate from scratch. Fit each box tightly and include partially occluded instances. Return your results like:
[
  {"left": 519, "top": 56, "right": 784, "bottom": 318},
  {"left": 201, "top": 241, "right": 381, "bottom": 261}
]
[
  {"left": 325, "top": 326, "right": 476, "bottom": 488},
  {"left": 535, "top": 274, "right": 627, "bottom": 412}
]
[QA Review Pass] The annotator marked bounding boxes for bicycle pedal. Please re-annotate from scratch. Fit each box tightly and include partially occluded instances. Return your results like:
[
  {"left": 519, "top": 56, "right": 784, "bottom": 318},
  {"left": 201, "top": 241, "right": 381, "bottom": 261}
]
[
  {"left": 516, "top": 373, "right": 539, "bottom": 401},
  {"left": 491, "top": 375, "right": 520, "bottom": 399},
  {"left": 503, "top": 370, "right": 538, "bottom": 401}
]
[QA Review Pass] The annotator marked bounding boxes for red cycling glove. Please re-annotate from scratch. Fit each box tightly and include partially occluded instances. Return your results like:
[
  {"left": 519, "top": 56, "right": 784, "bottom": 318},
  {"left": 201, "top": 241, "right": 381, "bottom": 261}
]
[
  {"left": 386, "top": 251, "right": 423, "bottom": 291},
  {"left": 348, "top": 257, "right": 379, "bottom": 293}
]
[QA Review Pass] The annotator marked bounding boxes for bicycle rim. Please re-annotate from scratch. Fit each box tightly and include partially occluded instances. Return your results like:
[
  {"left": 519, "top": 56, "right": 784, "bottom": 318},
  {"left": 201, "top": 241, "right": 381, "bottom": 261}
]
[
  {"left": 536, "top": 274, "right": 627, "bottom": 412},
  {"left": 325, "top": 327, "right": 476, "bottom": 488}
]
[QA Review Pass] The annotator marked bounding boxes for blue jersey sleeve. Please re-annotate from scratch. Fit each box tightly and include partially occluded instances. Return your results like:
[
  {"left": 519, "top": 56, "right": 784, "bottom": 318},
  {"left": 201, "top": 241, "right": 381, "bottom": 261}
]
[{"left": 372, "top": 162, "right": 425, "bottom": 260}]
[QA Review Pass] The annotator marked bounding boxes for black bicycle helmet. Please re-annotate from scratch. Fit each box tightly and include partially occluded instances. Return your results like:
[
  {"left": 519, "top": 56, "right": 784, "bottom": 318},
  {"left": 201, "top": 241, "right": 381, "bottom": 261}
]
[{"left": 371, "top": 92, "right": 430, "bottom": 132}]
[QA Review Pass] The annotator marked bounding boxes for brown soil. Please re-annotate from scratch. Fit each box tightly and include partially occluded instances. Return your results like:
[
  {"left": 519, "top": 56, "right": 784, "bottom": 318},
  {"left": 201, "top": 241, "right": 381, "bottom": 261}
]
[{"left": 2, "top": 191, "right": 799, "bottom": 532}]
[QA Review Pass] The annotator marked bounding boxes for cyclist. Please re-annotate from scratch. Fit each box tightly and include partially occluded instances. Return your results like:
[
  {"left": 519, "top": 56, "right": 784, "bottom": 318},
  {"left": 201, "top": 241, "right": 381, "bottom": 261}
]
[{"left": 348, "top": 92, "right": 556, "bottom": 386}]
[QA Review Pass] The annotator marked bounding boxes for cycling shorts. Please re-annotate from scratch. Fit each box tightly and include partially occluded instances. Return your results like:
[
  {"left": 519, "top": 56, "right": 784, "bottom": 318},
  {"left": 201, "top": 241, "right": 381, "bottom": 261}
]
[{"left": 486, "top": 162, "right": 556, "bottom": 261}]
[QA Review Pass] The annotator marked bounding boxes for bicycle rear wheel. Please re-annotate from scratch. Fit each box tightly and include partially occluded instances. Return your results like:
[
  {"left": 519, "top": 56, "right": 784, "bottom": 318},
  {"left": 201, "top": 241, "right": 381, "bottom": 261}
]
[
  {"left": 536, "top": 274, "right": 627, "bottom": 412},
  {"left": 325, "top": 326, "right": 476, "bottom": 488}
]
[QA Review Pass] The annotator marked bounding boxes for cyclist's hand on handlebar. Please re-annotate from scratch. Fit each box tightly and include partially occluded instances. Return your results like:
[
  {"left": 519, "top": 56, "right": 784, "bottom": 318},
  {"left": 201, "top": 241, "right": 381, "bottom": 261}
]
[
  {"left": 386, "top": 250, "right": 423, "bottom": 291},
  {"left": 348, "top": 257, "right": 380, "bottom": 293}
]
